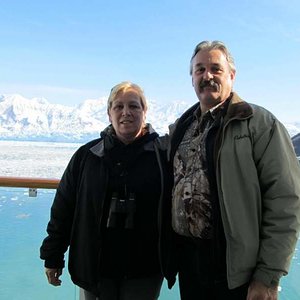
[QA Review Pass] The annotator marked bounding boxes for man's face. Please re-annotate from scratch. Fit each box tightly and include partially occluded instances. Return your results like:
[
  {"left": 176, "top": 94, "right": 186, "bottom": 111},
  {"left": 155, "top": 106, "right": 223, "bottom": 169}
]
[{"left": 191, "top": 49, "right": 236, "bottom": 112}]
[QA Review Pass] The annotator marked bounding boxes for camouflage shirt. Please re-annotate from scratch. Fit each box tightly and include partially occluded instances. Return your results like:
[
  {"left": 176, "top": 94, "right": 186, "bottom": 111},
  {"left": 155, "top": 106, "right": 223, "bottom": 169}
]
[{"left": 172, "top": 104, "right": 223, "bottom": 238}]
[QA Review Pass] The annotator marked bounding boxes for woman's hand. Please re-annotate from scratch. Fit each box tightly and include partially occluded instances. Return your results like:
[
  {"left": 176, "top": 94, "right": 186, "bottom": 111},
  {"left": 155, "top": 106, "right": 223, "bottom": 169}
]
[{"left": 45, "top": 268, "right": 63, "bottom": 286}]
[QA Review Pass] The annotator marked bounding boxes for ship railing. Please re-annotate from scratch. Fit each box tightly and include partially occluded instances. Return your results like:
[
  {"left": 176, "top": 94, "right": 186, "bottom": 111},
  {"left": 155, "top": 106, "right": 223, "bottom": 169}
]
[{"left": 0, "top": 176, "right": 85, "bottom": 300}]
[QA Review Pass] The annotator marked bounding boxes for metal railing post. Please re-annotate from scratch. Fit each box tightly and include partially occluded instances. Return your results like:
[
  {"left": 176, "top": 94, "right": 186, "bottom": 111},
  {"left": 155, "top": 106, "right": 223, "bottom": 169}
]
[{"left": 79, "top": 288, "right": 85, "bottom": 300}]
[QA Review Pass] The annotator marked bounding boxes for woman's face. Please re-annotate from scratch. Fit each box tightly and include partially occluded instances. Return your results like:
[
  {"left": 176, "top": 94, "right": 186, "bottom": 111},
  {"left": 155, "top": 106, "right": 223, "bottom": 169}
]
[{"left": 108, "top": 89, "right": 146, "bottom": 144}]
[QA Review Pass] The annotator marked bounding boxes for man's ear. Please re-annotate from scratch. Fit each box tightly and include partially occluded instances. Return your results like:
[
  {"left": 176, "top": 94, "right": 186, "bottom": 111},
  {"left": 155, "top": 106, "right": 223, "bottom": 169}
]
[{"left": 231, "top": 69, "right": 236, "bottom": 81}]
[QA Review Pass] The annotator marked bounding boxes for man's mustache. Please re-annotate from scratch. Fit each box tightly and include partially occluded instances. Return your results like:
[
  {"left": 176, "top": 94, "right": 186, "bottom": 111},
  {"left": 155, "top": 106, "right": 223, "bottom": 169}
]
[{"left": 199, "top": 80, "right": 218, "bottom": 89}]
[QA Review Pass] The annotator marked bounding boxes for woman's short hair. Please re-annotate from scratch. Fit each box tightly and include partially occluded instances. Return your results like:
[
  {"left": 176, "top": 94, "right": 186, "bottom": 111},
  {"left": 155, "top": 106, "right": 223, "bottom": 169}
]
[
  {"left": 107, "top": 81, "right": 148, "bottom": 112},
  {"left": 189, "top": 40, "right": 236, "bottom": 75}
]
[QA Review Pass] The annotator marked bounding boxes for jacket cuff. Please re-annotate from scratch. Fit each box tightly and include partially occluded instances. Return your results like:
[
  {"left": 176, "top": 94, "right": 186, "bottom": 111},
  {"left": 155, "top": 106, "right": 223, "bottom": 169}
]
[
  {"left": 44, "top": 258, "right": 65, "bottom": 269},
  {"left": 252, "top": 269, "right": 283, "bottom": 287}
]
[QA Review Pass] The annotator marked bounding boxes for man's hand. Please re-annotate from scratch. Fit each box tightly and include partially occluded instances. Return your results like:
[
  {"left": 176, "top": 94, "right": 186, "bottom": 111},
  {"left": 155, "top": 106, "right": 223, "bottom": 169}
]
[
  {"left": 45, "top": 268, "right": 63, "bottom": 286},
  {"left": 247, "top": 280, "right": 278, "bottom": 300}
]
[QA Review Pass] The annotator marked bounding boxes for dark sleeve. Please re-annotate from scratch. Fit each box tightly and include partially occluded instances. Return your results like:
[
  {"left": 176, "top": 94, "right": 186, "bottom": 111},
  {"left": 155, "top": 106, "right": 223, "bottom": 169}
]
[{"left": 39, "top": 146, "right": 85, "bottom": 268}]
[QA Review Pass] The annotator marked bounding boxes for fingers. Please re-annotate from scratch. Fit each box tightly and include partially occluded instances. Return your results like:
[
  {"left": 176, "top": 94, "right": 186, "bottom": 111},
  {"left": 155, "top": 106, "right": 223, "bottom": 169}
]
[
  {"left": 247, "top": 281, "right": 278, "bottom": 300},
  {"left": 45, "top": 268, "right": 62, "bottom": 286},
  {"left": 267, "top": 286, "right": 278, "bottom": 300}
]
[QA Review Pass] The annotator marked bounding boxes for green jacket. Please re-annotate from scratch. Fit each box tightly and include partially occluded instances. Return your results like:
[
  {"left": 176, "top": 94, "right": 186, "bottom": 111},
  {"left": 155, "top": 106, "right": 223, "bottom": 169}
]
[{"left": 167, "top": 92, "right": 300, "bottom": 289}]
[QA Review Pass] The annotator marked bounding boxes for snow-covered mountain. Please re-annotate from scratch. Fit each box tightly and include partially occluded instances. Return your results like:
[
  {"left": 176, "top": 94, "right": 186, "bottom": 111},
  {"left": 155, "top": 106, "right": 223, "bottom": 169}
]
[
  {"left": 284, "top": 123, "right": 300, "bottom": 139},
  {"left": 0, "top": 94, "right": 191, "bottom": 142},
  {"left": 292, "top": 133, "right": 300, "bottom": 157},
  {"left": 0, "top": 94, "right": 300, "bottom": 143}
]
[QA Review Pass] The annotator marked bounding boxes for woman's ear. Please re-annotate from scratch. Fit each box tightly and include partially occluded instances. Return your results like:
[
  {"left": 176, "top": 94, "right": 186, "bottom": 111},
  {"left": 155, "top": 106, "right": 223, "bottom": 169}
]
[{"left": 108, "top": 110, "right": 112, "bottom": 123}]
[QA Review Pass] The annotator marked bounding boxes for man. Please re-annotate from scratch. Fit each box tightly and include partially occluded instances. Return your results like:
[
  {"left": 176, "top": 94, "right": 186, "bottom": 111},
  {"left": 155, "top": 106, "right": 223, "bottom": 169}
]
[{"left": 162, "top": 41, "right": 300, "bottom": 299}]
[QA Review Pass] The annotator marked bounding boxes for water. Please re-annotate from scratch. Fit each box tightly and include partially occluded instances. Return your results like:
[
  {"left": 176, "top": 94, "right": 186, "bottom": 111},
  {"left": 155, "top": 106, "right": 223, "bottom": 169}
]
[
  {"left": 0, "top": 188, "right": 78, "bottom": 299},
  {"left": 0, "top": 141, "right": 299, "bottom": 299}
]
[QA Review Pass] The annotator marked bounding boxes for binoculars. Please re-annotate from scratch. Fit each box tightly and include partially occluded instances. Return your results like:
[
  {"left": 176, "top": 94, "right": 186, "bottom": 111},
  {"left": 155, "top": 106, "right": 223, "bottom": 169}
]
[{"left": 106, "top": 192, "right": 136, "bottom": 229}]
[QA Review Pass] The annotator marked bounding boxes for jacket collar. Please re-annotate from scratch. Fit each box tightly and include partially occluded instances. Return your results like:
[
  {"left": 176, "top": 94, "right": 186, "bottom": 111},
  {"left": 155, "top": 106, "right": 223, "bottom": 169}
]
[
  {"left": 225, "top": 92, "right": 253, "bottom": 121},
  {"left": 89, "top": 123, "right": 158, "bottom": 158},
  {"left": 179, "top": 92, "right": 253, "bottom": 123},
  {"left": 90, "top": 139, "right": 105, "bottom": 158}
]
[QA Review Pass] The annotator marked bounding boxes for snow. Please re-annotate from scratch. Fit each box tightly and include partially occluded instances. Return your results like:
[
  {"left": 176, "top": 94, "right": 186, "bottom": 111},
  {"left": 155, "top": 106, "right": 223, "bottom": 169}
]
[{"left": 0, "top": 94, "right": 299, "bottom": 142}]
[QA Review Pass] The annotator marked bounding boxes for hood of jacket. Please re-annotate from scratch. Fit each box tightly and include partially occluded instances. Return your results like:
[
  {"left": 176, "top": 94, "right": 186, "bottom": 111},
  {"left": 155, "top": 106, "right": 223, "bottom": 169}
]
[{"left": 90, "top": 123, "right": 159, "bottom": 158}]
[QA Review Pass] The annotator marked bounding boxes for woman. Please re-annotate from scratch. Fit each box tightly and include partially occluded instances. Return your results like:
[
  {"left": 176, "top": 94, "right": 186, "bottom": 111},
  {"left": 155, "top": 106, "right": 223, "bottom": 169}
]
[{"left": 40, "top": 82, "right": 168, "bottom": 299}]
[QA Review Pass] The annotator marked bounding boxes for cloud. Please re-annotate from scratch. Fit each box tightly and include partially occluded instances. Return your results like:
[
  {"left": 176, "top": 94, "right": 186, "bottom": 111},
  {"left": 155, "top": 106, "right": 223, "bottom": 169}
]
[{"left": 222, "top": 1, "right": 300, "bottom": 43}]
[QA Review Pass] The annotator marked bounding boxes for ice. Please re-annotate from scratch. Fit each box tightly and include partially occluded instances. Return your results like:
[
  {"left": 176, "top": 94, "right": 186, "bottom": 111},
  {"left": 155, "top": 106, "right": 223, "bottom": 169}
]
[{"left": 0, "top": 140, "right": 82, "bottom": 179}]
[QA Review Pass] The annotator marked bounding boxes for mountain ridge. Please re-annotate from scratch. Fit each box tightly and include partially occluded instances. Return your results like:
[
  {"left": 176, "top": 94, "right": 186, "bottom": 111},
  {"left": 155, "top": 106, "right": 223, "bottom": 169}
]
[
  {"left": 1, "top": 94, "right": 300, "bottom": 145},
  {"left": 0, "top": 94, "right": 191, "bottom": 142},
  {"left": 292, "top": 133, "right": 300, "bottom": 157}
]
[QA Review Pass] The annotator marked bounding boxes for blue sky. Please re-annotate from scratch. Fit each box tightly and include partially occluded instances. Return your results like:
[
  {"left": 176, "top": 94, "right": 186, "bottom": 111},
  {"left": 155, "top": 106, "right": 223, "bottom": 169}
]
[{"left": 0, "top": 0, "right": 300, "bottom": 122}]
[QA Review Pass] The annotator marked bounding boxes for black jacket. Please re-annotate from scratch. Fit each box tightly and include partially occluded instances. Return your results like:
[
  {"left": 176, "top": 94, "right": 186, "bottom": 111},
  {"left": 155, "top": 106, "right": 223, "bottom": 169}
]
[{"left": 40, "top": 125, "right": 170, "bottom": 295}]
